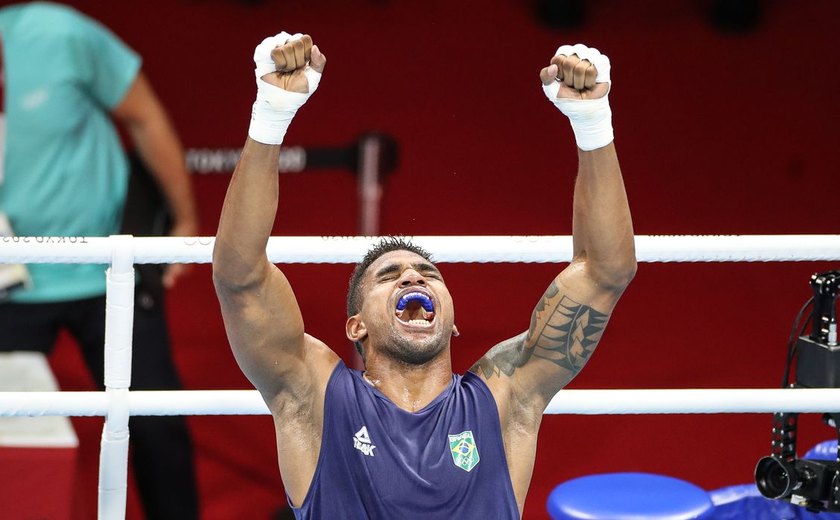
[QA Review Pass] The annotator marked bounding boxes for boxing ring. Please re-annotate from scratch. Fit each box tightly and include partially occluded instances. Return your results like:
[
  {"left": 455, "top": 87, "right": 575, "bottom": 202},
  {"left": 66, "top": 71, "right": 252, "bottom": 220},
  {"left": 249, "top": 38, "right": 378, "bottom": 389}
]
[{"left": 2, "top": 234, "right": 840, "bottom": 519}]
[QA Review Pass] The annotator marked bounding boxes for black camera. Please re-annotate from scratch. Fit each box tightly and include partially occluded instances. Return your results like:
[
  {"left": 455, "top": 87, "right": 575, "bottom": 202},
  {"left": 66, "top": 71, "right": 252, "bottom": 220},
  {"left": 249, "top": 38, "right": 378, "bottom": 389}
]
[
  {"left": 755, "top": 456, "right": 840, "bottom": 505},
  {"left": 754, "top": 271, "right": 840, "bottom": 513}
]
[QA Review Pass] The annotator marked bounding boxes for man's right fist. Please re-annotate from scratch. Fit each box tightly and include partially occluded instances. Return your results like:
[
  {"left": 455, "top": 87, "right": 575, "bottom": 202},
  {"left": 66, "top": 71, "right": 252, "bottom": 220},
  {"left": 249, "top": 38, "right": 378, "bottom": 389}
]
[{"left": 249, "top": 32, "right": 326, "bottom": 145}]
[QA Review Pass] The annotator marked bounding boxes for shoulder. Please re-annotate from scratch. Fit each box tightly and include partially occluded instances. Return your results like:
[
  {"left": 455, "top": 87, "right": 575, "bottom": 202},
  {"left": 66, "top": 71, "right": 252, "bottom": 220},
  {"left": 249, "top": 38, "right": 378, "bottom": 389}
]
[
  {"left": 268, "top": 335, "right": 343, "bottom": 417},
  {"left": 23, "top": 3, "right": 133, "bottom": 56},
  {"left": 6, "top": 3, "right": 91, "bottom": 37},
  {"left": 323, "top": 356, "right": 354, "bottom": 390},
  {"left": 458, "top": 370, "right": 512, "bottom": 418},
  {"left": 3, "top": 2, "right": 136, "bottom": 74},
  {"left": 460, "top": 370, "right": 495, "bottom": 399}
]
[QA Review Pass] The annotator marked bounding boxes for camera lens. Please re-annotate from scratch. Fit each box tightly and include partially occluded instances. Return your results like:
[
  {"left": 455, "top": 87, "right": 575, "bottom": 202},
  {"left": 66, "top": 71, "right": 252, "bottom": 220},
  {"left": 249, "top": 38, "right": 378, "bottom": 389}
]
[{"left": 756, "top": 456, "right": 798, "bottom": 499}]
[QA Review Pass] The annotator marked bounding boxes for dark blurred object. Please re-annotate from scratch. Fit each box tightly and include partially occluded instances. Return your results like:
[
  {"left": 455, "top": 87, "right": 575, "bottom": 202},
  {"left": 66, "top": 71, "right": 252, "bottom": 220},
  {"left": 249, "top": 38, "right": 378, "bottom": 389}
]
[
  {"left": 121, "top": 152, "right": 170, "bottom": 308},
  {"left": 535, "top": 0, "right": 586, "bottom": 29},
  {"left": 272, "top": 506, "right": 296, "bottom": 519},
  {"left": 185, "top": 132, "right": 399, "bottom": 235},
  {"left": 709, "top": 0, "right": 763, "bottom": 33}
]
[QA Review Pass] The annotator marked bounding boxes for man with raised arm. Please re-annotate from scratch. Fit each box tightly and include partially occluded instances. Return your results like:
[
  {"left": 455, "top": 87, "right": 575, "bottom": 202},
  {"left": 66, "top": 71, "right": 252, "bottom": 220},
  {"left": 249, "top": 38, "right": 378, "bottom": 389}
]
[{"left": 213, "top": 33, "right": 635, "bottom": 519}]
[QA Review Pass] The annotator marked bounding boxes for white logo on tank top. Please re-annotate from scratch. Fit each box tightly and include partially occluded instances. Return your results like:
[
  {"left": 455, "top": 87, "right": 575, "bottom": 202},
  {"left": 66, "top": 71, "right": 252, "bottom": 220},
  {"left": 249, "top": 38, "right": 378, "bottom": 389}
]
[
  {"left": 22, "top": 88, "right": 49, "bottom": 110},
  {"left": 353, "top": 426, "right": 376, "bottom": 457}
]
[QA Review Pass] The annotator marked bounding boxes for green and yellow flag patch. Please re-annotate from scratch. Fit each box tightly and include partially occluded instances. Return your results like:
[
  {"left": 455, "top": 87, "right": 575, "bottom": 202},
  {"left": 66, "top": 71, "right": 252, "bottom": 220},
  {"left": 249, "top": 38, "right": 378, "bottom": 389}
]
[{"left": 448, "top": 431, "right": 480, "bottom": 472}]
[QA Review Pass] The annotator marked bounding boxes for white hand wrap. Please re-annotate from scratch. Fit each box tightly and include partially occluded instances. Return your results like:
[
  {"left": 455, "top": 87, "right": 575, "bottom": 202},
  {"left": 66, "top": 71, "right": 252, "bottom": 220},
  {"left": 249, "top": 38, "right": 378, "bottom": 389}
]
[
  {"left": 248, "top": 32, "right": 322, "bottom": 145},
  {"left": 542, "top": 44, "right": 613, "bottom": 151}
]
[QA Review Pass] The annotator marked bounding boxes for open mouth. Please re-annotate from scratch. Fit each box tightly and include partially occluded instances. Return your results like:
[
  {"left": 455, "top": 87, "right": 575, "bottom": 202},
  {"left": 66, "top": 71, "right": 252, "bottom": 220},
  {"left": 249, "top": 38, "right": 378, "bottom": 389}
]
[{"left": 395, "top": 291, "right": 436, "bottom": 326}]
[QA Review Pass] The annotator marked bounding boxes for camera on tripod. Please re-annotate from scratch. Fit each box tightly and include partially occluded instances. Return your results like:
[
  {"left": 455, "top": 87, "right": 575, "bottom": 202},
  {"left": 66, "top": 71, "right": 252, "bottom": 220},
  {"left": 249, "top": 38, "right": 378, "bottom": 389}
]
[{"left": 754, "top": 271, "right": 840, "bottom": 512}]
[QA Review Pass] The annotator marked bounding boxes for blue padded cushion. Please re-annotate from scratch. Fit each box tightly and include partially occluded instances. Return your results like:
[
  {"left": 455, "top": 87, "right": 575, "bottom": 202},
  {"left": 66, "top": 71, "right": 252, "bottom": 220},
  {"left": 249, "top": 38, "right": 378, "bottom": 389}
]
[
  {"left": 547, "top": 472, "right": 714, "bottom": 520},
  {"left": 804, "top": 439, "right": 837, "bottom": 461}
]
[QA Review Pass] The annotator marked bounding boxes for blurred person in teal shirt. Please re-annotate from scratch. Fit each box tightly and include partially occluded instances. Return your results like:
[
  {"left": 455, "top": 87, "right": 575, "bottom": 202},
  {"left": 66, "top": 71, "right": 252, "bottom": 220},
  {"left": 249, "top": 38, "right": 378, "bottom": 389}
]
[{"left": 0, "top": 3, "right": 199, "bottom": 518}]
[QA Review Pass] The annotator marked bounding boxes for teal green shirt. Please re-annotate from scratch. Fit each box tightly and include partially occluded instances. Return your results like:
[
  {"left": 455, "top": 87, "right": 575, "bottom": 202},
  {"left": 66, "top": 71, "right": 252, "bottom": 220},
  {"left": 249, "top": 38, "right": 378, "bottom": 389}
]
[{"left": 0, "top": 2, "right": 141, "bottom": 302}]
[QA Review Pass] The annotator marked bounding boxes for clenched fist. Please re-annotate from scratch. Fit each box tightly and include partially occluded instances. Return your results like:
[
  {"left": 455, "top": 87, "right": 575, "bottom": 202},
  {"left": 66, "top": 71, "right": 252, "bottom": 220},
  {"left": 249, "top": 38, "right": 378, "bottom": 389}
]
[
  {"left": 249, "top": 32, "right": 326, "bottom": 145},
  {"left": 540, "top": 44, "right": 610, "bottom": 100},
  {"left": 540, "top": 44, "right": 614, "bottom": 151},
  {"left": 263, "top": 34, "right": 327, "bottom": 94}
]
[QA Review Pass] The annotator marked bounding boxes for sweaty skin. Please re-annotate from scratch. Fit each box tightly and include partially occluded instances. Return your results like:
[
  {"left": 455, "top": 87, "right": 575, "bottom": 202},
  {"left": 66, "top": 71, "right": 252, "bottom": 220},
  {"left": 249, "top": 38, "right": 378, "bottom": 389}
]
[{"left": 213, "top": 36, "right": 635, "bottom": 516}]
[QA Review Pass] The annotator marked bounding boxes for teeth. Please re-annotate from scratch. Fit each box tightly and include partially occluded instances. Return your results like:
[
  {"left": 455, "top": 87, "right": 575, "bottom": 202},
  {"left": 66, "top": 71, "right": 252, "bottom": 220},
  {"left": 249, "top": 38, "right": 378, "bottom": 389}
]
[{"left": 408, "top": 319, "right": 429, "bottom": 325}]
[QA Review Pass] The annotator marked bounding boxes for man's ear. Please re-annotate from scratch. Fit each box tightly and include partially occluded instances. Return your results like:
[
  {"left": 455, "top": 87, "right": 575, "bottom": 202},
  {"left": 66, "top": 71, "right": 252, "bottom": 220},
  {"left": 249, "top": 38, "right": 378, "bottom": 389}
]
[
  {"left": 346, "top": 315, "right": 368, "bottom": 343},
  {"left": 452, "top": 324, "right": 460, "bottom": 337}
]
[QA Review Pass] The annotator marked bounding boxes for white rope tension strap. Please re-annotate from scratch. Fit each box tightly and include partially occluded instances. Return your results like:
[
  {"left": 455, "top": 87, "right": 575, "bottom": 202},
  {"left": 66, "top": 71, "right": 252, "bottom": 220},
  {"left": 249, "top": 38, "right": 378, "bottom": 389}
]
[
  {"left": 1, "top": 234, "right": 840, "bottom": 264},
  {"left": 3, "top": 388, "right": 840, "bottom": 417}
]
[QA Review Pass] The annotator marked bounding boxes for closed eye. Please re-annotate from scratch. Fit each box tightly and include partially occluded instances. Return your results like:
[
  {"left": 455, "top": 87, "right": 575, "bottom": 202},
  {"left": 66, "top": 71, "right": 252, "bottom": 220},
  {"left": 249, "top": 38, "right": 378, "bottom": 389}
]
[
  {"left": 373, "top": 261, "right": 443, "bottom": 281},
  {"left": 374, "top": 263, "right": 402, "bottom": 282},
  {"left": 413, "top": 262, "right": 442, "bottom": 280}
]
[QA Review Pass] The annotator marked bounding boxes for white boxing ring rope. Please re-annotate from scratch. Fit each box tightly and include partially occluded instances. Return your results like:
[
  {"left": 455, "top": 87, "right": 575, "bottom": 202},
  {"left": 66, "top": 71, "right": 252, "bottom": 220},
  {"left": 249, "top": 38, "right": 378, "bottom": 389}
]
[
  {"left": 3, "top": 234, "right": 840, "bottom": 263},
  {"left": 1, "top": 233, "right": 840, "bottom": 520},
  {"left": 7, "top": 388, "right": 840, "bottom": 416}
]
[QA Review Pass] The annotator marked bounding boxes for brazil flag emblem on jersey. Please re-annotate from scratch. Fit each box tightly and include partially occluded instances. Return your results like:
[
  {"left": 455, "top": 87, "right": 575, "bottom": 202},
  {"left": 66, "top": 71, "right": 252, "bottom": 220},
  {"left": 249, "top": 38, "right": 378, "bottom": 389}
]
[{"left": 448, "top": 431, "right": 480, "bottom": 472}]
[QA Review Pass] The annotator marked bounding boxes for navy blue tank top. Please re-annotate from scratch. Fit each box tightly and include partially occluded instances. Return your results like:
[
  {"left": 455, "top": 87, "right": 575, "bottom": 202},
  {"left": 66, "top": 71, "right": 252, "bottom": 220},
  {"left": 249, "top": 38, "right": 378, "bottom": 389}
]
[{"left": 291, "top": 360, "right": 520, "bottom": 519}]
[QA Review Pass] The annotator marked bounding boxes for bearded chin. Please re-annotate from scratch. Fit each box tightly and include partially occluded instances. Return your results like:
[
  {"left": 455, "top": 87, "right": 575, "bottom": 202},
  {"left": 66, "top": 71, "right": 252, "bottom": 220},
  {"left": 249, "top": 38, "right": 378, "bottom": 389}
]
[{"left": 384, "top": 330, "right": 448, "bottom": 366}]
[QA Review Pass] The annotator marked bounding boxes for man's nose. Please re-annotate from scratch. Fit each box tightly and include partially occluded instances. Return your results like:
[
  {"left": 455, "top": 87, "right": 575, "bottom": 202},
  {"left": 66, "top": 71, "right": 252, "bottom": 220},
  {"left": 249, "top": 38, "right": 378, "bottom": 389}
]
[{"left": 400, "top": 270, "right": 426, "bottom": 287}]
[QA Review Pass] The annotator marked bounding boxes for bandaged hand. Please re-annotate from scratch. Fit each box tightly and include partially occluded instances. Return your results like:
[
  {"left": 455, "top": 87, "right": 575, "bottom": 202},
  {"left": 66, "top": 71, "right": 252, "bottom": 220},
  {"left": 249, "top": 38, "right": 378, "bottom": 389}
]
[
  {"left": 248, "top": 32, "right": 327, "bottom": 145},
  {"left": 540, "top": 44, "right": 612, "bottom": 151}
]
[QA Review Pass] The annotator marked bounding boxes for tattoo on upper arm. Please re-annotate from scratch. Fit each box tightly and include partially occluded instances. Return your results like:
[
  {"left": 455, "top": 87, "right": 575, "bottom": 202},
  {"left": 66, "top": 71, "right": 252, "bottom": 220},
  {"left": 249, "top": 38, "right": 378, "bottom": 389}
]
[{"left": 471, "top": 281, "right": 609, "bottom": 381}]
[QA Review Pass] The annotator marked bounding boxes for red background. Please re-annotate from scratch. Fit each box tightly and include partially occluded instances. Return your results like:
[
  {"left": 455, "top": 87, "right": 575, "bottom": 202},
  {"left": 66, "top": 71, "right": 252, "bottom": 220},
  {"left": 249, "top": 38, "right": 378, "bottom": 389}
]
[{"left": 36, "top": 0, "right": 840, "bottom": 518}]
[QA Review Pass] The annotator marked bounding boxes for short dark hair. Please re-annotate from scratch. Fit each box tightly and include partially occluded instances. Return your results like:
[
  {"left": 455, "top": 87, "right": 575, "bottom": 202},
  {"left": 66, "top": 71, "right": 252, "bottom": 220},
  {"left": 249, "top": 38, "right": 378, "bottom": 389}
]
[{"left": 346, "top": 237, "right": 433, "bottom": 358}]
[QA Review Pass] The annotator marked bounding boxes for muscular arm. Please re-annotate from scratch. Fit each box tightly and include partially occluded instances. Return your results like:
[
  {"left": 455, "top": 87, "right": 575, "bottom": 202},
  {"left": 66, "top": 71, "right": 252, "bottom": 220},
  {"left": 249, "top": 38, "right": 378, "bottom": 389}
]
[
  {"left": 214, "top": 137, "right": 337, "bottom": 509},
  {"left": 212, "top": 35, "right": 335, "bottom": 507},
  {"left": 212, "top": 37, "right": 336, "bottom": 407},
  {"left": 213, "top": 139, "right": 336, "bottom": 403},
  {"left": 112, "top": 72, "right": 199, "bottom": 286},
  {"left": 473, "top": 143, "right": 634, "bottom": 407},
  {"left": 470, "top": 48, "right": 636, "bottom": 512}
]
